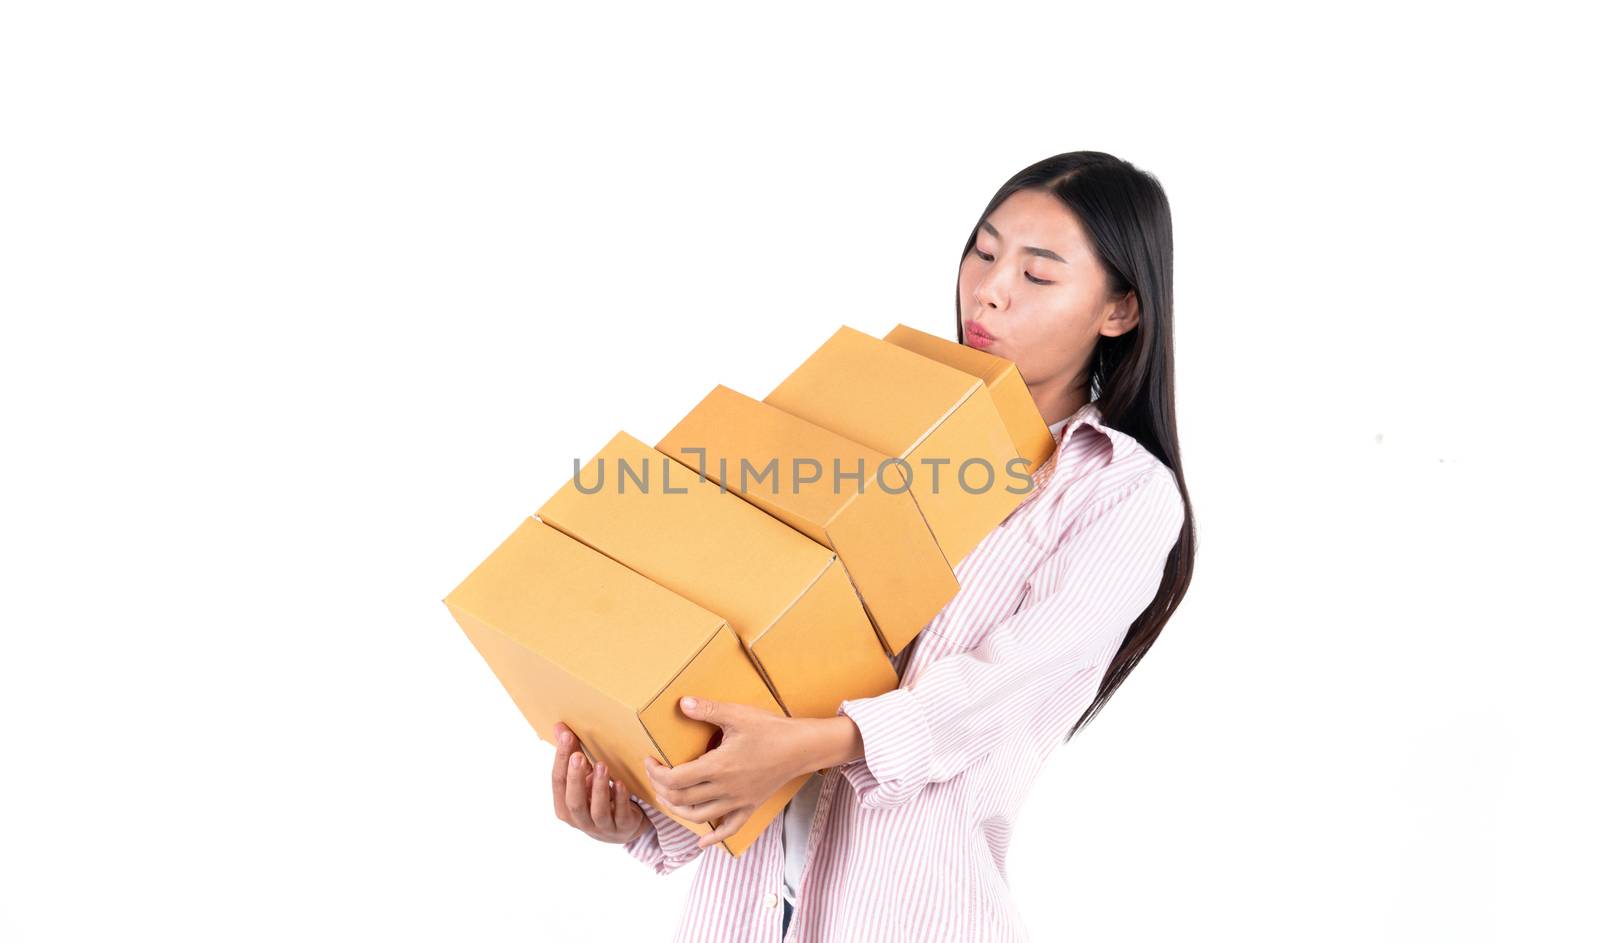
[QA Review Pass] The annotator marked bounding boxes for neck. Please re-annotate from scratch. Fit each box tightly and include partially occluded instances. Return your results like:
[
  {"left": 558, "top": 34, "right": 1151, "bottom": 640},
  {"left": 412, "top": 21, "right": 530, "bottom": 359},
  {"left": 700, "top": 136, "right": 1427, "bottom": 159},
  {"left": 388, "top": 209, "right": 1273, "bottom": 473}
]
[{"left": 1032, "top": 385, "right": 1091, "bottom": 428}]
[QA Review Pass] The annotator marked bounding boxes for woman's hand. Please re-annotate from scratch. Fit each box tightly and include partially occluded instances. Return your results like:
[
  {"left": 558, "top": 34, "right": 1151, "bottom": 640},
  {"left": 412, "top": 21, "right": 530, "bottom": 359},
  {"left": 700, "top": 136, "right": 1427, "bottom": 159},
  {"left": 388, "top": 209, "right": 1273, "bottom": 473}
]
[
  {"left": 551, "top": 721, "right": 651, "bottom": 845},
  {"left": 643, "top": 696, "right": 865, "bottom": 849}
]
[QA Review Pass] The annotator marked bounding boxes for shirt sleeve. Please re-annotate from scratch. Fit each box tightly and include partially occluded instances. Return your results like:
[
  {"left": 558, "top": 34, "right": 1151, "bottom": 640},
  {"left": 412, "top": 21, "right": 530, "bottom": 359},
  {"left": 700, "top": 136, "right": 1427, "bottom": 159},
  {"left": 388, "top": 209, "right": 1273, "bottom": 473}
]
[
  {"left": 621, "top": 795, "right": 708, "bottom": 876},
  {"left": 835, "top": 464, "right": 1185, "bottom": 811}
]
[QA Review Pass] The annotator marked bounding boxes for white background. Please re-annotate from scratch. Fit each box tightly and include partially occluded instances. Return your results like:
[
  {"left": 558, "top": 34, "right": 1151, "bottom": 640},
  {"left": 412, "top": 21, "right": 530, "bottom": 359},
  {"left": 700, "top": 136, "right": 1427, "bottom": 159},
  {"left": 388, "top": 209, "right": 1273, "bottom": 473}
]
[{"left": 2, "top": 3, "right": 1595, "bottom": 941}]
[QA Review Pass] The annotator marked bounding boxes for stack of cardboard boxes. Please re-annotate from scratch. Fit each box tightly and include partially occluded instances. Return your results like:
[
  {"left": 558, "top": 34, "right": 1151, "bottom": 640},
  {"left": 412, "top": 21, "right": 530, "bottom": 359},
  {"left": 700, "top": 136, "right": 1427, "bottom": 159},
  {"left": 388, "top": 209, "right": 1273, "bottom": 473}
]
[{"left": 443, "top": 324, "right": 1054, "bottom": 855}]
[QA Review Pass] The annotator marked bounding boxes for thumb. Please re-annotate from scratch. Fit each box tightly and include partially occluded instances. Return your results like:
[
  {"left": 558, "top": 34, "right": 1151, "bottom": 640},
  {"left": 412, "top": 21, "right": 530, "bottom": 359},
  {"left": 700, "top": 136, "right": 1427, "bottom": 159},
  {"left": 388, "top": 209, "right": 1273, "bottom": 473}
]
[{"left": 679, "top": 695, "right": 732, "bottom": 728}]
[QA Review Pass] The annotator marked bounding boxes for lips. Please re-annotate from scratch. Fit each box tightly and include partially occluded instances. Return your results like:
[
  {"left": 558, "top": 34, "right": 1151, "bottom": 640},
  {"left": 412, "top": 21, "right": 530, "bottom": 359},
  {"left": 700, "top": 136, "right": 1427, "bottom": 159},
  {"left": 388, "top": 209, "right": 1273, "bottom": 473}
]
[{"left": 964, "top": 320, "right": 997, "bottom": 348}]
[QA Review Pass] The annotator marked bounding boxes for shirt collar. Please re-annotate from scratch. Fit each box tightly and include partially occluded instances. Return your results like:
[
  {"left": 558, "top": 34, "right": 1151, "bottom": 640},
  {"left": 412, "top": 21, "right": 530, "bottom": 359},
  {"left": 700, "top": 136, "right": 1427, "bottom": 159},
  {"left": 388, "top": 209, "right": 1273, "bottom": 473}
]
[
  {"left": 1022, "top": 400, "right": 1104, "bottom": 495},
  {"left": 1042, "top": 399, "right": 1127, "bottom": 468},
  {"left": 1050, "top": 400, "right": 1104, "bottom": 446}
]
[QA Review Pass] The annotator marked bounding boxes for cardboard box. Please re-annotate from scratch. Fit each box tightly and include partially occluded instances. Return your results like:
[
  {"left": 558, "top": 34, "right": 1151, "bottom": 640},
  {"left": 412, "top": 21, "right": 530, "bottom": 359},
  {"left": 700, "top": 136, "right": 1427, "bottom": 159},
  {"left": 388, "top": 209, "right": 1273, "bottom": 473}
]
[
  {"left": 657, "top": 384, "right": 958, "bottom": 656},
  {"left": 882, "top": 323, "right": 1056, "bottom": 474},
  {"left": 443, "top": 517, "right": 804, "bottom": 857},
  {"left": 763, "top": 326, "right": 1028, "bottom": 567},
  {"left": 538, "top": 431, "right": 899, "bottom": 720}
]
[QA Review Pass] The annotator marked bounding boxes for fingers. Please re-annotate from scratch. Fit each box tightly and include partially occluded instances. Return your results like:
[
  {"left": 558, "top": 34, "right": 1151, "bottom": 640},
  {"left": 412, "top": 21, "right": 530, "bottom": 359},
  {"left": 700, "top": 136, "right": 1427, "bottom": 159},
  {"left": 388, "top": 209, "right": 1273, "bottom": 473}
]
[
  {"left": 648, "top": 789, "right": 739, "bottom": 826},
  {"left": 614, "top": 780, "right": 641, "bottom": 825},
  {"left": 643, "top": 753, "right": 730, "bottom": 827},
  {"left": 649, "top": 776, "right": 724, "bottom": 809},
  {"left": 696, "top": 807, "right": 752, "bottom": 849},
  {"left": 564, "top": 750, "right": 597, "bottom": 832},
  {"left": 551, "top": 724, "right": 576, "bottom": 825},
  {"left": 589, "top": 760, "right": 615, "bottom": 832},
  {"left": 612, "top": 779, "right": 647, "bottom": 842},
  {"left": 645, "top": 752, "right": 719, "bottom": 792},
  {"left": 678, "top": 695, "right": 721, "bottom": 726},
  {"left": 648, "top": 791, "right": 698, "bottom": 823},
  {"left": 553, "top": 722, "right": 648, "bottom": 843}
]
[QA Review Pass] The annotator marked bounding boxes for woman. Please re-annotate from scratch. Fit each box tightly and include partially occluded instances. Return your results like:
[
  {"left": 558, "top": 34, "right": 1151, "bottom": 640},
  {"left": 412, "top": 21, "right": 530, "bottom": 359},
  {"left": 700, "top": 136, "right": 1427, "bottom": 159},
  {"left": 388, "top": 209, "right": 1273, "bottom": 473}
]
[{"left": 549, "top": 150, "right": 1196, "bottom": 942}]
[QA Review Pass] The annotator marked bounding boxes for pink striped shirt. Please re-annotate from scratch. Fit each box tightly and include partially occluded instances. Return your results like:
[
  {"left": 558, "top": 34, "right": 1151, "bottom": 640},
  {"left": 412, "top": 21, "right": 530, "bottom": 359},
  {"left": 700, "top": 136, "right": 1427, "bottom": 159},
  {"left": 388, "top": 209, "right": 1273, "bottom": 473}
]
[{"left": 622, "top": 399, "right": 1187, "bottom": 942}]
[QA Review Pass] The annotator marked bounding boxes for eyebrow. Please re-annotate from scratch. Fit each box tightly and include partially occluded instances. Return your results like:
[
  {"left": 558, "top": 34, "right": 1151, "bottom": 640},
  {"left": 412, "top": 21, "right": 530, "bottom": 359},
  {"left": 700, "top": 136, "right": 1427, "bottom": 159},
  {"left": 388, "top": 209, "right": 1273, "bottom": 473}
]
[{"left": 980, "top": 220, "right": 1068, "bottom": 264}]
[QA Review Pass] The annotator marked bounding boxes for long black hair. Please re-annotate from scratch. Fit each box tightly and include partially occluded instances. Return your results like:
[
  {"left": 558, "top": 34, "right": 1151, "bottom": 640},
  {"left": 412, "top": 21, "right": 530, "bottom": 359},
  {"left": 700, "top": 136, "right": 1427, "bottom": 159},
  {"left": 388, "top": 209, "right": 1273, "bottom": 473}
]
[{"left": 954, "top": 151, "right": 1196, "bottom": 742}]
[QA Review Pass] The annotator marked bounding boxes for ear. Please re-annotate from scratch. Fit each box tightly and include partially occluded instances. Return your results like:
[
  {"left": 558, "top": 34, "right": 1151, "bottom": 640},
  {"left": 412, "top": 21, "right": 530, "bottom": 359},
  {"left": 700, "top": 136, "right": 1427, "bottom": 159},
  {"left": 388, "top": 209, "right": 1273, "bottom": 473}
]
[{"left": 1099, "top": 290, "right": 1141, "bottom": 338}]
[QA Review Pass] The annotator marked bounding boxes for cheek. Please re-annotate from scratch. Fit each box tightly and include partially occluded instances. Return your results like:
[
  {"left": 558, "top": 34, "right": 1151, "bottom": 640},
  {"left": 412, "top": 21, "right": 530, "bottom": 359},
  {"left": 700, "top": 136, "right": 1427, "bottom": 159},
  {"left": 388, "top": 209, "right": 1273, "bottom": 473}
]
[
  {"left": 1005, "top": 340, "right": 1050, "bottom": 384},
  {"left": 956, "top": 259, "right": 974, "bottom": 296},
  {"left": 1037, "top": 291, "right": 1096, "bottom": 339},
  {"left": 1014, "top": 306, "right": 1084, "bottom": 360}
]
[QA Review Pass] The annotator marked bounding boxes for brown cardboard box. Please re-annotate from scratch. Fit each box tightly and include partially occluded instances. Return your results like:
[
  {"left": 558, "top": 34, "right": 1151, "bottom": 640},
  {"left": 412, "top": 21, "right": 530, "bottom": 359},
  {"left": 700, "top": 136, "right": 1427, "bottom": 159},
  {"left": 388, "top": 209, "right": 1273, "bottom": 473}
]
[
  {"left": 538, "top": 431, "right": 900, "bottom": 720},
  {"left": 882, "top": 323, "right": 1056, "bottom": 474},
  {"left": 764, "top": 326, "right": 1029, "bottom": 567},
  {"left": 657, "top": 384, "right": 957, "bottom": 656},
  {"left": 442, "top": 517, "right": 804, "bottom": 857}
]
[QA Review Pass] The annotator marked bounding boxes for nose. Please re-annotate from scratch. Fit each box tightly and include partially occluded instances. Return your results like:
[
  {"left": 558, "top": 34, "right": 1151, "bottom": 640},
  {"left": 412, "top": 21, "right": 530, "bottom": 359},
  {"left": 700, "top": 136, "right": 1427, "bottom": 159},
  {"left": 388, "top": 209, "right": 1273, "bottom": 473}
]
[{"left": 972, "top": 268, "right": 1006, "bottom": 313}]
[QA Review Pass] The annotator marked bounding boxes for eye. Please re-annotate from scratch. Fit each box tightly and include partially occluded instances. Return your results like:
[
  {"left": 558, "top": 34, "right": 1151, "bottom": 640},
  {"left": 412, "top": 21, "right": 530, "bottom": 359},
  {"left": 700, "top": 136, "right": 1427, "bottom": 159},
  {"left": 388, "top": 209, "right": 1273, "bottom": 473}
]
[{"left": 973, "top": 247, "right": 1052, "bottom": 285}]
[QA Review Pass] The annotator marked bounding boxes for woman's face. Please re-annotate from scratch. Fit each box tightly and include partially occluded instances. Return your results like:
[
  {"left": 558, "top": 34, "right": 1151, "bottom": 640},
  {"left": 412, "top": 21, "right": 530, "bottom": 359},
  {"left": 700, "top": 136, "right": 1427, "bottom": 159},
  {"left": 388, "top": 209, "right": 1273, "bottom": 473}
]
[{"left": 957, "top": 188, "right": 1139, "bottom": 410}]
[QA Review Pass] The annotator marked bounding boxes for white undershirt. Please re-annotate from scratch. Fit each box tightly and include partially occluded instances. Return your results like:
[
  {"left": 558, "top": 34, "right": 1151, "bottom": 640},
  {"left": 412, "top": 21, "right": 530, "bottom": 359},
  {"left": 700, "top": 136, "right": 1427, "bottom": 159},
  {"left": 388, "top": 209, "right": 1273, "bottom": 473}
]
[
  {"left": 778, "top": 412, "right": 1074, "bottom": 908},
  {"left": 779, "top": 772, "right": 823, "bottom": 906}
]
